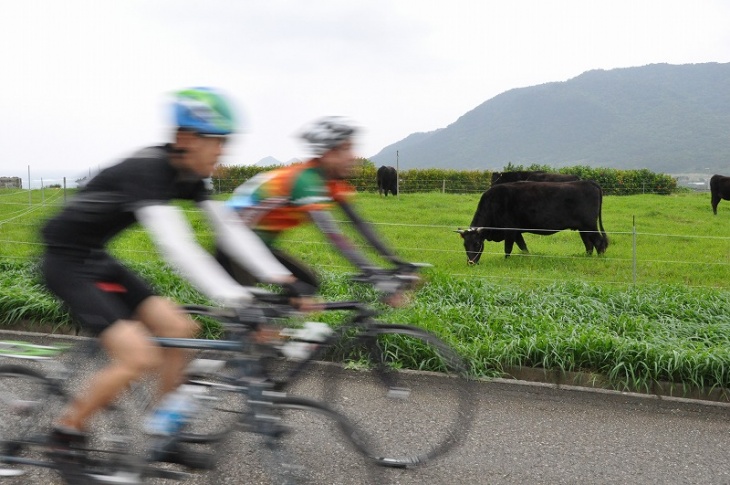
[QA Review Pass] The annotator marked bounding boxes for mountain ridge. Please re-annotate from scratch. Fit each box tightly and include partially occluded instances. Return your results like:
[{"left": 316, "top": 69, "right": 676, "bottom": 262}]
[{"left": 370, "top": 62, "right": 730, "bottom": 173}]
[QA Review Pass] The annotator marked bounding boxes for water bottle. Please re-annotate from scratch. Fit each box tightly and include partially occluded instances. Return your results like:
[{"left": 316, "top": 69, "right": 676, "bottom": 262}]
[
  {"left": 280, "top": 322, "right": 333, "bottom": 361},
  {"left": 144, "top": 384, "right": 202, "bottom": 436}
]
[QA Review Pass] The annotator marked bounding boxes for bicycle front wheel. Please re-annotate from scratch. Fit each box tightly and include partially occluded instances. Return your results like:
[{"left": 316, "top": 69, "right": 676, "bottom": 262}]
[
  {"left": 323, "top": 324, "right": 475, "bottom": 468},
  {"left": 0, "top": 364, "right": 67, "bottom": 483},
  {"left": 209, "top": 393, "right": 382, "bottom": 485}
]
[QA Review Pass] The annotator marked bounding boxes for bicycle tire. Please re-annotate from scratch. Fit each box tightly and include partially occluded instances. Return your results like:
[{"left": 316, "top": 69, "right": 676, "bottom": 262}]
[
  {"left": 243, "top": 394, "right": 381, "bottom": 485},
  {"left": 0, "top": 364, "right": 67, "bottom": 483},
  {"left": 323, "top": 323, "right": 475, "bottom": 468},
  {"left": 0, "top": 358, "right": 172, "bottom": 483}
]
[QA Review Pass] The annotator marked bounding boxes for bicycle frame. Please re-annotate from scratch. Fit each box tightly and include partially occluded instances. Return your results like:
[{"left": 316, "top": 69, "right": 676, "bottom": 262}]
[{"left": 1, "top": 276, "right": 470, "bottom": 481}]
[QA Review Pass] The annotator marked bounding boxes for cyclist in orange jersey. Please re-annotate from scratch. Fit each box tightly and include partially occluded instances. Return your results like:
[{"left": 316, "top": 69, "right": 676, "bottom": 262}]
[{"left": 217, "top": 116, "right": 410, "bottom": 294}]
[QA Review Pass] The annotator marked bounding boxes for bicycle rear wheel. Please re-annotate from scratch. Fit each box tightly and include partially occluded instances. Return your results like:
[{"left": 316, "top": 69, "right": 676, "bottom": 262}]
[
  {"left": 323, "top": 324, "right": 475, "bottom": 467},
  {"left": 0, "top": 364, "right": 67, "bottom": 483}
]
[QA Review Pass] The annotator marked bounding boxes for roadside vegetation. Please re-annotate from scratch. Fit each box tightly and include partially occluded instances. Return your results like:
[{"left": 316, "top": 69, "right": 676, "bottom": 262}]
[{"left": 2, "top": 187, "right": 730, "bottom": 396}]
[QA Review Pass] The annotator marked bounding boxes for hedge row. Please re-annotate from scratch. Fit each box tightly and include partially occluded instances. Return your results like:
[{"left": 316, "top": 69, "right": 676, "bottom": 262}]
[
  {"left": 556, "top": 166, "right": 677, "bottom": 195},
  {"left": 211, "top": 160, "right": 678, "bottom": 196}
]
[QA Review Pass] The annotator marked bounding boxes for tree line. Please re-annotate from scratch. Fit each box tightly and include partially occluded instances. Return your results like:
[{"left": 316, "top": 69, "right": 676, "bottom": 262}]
[{"left": 212, "top": 160, "right": 678, "bottom": 196}]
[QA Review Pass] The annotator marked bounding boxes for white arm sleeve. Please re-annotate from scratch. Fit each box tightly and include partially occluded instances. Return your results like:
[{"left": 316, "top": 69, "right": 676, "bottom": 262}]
[
  {"left": 198, "top": 200, "right": 292, "bottom": 283},
  {"left": 135, "top": 204, "right": 253, "bottom": 306}
]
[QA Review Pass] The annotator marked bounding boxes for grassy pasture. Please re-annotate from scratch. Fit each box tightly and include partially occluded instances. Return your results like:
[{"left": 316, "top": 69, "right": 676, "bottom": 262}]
[
  {"left": 281, "top": 190, "right": 730, "bottom": 289},
  {"left": 2, "top": 187, "right": 730, "bottom": 393}
]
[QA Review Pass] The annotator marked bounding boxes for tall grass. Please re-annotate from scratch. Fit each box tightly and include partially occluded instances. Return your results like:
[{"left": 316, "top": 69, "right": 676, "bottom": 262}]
[{"left": 2, "top": 188, "right": 730, "bottom": 394}]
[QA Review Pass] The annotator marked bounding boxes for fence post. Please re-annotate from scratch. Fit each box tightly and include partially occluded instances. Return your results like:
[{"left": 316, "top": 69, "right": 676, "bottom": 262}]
[
  {"left": 632, "top": 215, "right": 637, "bottom": 285},
  {"left": 63, "top": 177, "right": 66, "bottom": 203},
  {"left": 442, "top": 179, "right": 446, "bottom": 193},
  {"left": 396, "top": 150, "right": 399, "bottom": 199}
]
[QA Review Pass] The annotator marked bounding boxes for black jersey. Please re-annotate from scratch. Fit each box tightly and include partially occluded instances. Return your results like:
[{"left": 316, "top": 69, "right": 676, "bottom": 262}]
[{"left": 42, "top": 145, "right": 209, "bottom": 253}]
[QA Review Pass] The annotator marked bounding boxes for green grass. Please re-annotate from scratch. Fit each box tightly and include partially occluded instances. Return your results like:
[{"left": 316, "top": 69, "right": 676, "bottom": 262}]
[
  {"left": 281, "top": 191, "right": 730, "bottom": 289},
  {"left": 2, "top": 188, "right": 730, "bottom": 394}
]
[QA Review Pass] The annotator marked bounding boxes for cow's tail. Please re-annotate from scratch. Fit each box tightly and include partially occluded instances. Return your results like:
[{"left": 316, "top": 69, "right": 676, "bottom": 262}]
[{"left": 594, "top": 181, "right": 609, "bottom": 253}]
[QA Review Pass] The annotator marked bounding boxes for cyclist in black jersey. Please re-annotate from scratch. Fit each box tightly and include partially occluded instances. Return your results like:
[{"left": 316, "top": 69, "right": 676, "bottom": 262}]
[{"left": 41, "top": 88, "right": 300, "bottom": 460}]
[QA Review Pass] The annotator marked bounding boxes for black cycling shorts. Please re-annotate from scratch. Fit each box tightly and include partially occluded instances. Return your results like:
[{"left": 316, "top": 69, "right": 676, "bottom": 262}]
[{"left": 42, "top": 250, "right": 155, "bottom": 335}]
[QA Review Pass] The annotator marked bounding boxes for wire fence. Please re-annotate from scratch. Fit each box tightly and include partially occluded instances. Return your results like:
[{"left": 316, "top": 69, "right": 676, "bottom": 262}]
[
  {"left": 2, "top": 173, "right": 707, "bottom": 197},
  {"left": 2, "top": 193, "right": 729, "bottom": 291},
  {"left": 210, "top": 177, "right": 703, "bottom": 196}
]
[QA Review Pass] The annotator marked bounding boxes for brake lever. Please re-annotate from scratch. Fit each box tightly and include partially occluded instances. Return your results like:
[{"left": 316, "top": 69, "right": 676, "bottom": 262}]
[
  {"left": 248, "top": 288, "right": 288, "bottom": 304},
  {"left": 397, "top": 262, "right": 431, "bottom": 274}
]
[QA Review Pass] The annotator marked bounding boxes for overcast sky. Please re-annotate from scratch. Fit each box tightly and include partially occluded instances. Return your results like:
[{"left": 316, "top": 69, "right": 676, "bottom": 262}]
[{"left": 2, "top": 0, "right": 730, "bottom": 186}]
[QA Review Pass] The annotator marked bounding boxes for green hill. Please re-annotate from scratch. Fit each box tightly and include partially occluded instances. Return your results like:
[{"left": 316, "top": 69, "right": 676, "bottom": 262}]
[{"left": 370, "top": 62, "right": 730, "bottom": 173}]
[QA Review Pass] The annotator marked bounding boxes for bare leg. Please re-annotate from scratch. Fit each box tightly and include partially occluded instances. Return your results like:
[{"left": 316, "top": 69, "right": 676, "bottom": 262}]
[
  {"left": 57, "top": 297, "right": 198, "bottom": 430},
  {"left": 57, "top": 320, "right": 162, "bottom": 430},
  {"left": 135, "top": 296, "right": 199, "bottom": 397}
]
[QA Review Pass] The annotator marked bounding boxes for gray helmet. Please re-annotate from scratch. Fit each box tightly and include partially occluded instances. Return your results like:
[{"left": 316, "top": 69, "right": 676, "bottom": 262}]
[{"left": 300, "top": 116, "right": 358, "bottom": 156}]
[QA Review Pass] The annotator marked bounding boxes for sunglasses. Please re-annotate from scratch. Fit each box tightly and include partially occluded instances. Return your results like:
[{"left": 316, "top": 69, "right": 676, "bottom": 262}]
[{"left": 197, "top": 133, "right": 229, "bottom": 145}]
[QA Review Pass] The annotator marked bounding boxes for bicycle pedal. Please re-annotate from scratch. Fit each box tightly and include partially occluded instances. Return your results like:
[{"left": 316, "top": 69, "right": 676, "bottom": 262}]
[{"left": 152, "top": 443, "right": 215, "bottom": 470}]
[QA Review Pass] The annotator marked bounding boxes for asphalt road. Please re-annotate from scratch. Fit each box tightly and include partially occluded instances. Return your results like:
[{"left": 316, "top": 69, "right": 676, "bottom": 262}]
[
  {"left": 2, "top": 331, "right": 730, "bottom": 485},
  {"left": 196, "top": 375, "right": 730, "bottom": 485}
]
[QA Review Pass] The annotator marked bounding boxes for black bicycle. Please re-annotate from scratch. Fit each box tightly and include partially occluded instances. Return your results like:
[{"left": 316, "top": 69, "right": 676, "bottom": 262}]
[{"left": 0, "top": 267, "right": 474, "bottom": 483}]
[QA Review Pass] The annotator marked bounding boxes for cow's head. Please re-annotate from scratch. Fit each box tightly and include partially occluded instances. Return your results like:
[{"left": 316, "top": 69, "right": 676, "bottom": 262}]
[{"left": 455, "top": 227, "right": 486, "bottom": 265}]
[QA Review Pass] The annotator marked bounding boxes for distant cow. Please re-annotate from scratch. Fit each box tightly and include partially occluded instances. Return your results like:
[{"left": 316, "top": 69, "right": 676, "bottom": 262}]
[
  {"left": 377, "top": 166, "right": 398, "bottom": 196},
  {"left": 456, "top": 180, "right": 609, "bottom": 262},
  {"left": 710, "top": 174, "right": 730, "bottom": 215},
  {"left": 491, "top": 171, "right": 580, "bottom": 185}
]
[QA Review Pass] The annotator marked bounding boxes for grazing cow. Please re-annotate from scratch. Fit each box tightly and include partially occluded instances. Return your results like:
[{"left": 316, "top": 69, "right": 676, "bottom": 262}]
[
  {"left": 377, "top": 165, "right": 398, "bottom": 196},
  {"left": 456, "top": 180, "right": 609, "bottom": 262},
  {"left": 710, "top": 174, "right": 730, "bottom": 215},
  {"left": 491, "top": 171, "right": 579, "bottom": 185}
]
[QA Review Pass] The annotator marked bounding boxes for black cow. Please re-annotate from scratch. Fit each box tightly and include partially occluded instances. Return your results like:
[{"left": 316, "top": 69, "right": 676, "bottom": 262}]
[
  {"left": 491, "top": 171, "right": 580, "bottom": 185},
  {"left": 456, "top": 180, "right": 609, "bottom": 262},
  {"left": 377, "top": 165, "right": 398, "bottom": 196},
  {"left": 710, "top": 174, "right": 730, "bottom": 215}
]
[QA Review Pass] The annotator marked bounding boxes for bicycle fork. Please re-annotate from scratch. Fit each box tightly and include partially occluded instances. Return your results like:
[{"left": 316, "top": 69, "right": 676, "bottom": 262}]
[
  {"left": 361, "top": 333, "right": 411, "bottom": 400},
  {"left": 245, "top": 383, "right": 288, "bottom": 437}
]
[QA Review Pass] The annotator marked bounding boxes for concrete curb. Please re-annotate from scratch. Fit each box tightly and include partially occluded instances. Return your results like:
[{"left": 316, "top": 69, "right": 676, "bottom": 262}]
[
  {"left": 2, "top": 329, "right": 729, "bottom": 409},
  {"left": 501, "top": 365, "right": 730, "bottom": 405}
]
